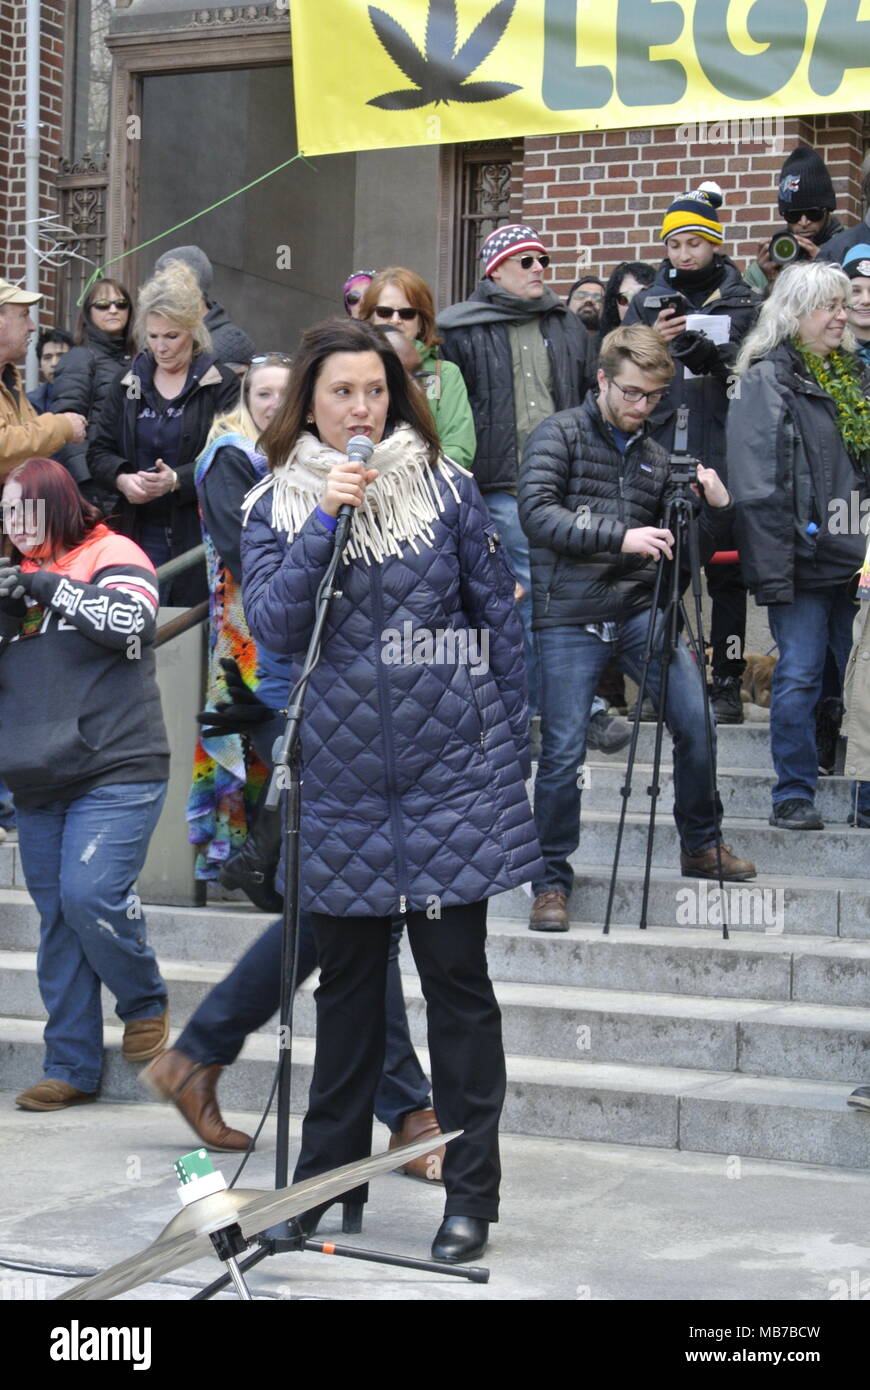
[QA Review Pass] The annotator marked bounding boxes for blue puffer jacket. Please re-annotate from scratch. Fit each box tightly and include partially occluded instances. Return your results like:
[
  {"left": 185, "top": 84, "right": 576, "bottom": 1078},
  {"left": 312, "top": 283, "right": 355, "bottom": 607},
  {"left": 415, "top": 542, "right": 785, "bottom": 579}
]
[{"left": 241, "top": 437, "right": 542, "bottom": 918}]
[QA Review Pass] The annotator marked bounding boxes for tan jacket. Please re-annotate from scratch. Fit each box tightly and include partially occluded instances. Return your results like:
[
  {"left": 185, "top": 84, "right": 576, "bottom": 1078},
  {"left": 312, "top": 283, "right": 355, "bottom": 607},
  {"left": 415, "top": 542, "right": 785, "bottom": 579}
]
[
  {"left": 0, "top": 363, "right": 73, "bottom": 475},
  {"left": 844, "top": 542, "right": 870, "bottom": 780}
]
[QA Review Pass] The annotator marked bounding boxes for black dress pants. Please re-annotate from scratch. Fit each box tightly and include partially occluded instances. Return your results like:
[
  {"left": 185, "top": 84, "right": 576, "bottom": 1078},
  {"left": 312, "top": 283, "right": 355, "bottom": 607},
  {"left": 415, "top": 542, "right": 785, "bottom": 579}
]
[{"left": 293, "top": 898, "right": 505, "bottom": 1223}]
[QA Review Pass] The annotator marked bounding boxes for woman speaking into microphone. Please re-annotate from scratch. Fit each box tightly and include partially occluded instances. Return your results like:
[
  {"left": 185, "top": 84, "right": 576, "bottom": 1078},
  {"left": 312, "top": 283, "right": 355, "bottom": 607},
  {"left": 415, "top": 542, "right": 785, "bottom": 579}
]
[{"left": 241, "top": 317, "right": 541, "bottom": 1263}]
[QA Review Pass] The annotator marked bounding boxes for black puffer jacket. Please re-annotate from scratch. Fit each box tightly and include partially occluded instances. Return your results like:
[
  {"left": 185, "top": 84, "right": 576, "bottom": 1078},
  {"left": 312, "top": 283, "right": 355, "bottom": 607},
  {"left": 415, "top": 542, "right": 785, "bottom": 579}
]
[
  {"left": 87, "top": 352, "right": 239, "bottom": 606},
  {"left": 49, "top": 326, "right": 132, "bottom": 492},
  {"left": 624, "top": 257, "right": 761, "bottom": 479},
  {"left": 518, "top": 393, "right": 732, "bottom": 628},
  {"left": 818, "top": 215, "right": 870, "bottom": 265},
  {"left": 438, "top": 289, "right": 595, "bottom": 492},
  {"left": 727, "top": 342, "right": 870, "bottom": 604}
]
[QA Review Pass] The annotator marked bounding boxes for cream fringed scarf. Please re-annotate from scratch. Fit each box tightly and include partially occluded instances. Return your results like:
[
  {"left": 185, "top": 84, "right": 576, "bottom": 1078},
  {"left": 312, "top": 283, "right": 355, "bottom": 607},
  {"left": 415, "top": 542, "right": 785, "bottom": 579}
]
[{"left": 242, "top": 424, "right": 464, "bottom": 564}]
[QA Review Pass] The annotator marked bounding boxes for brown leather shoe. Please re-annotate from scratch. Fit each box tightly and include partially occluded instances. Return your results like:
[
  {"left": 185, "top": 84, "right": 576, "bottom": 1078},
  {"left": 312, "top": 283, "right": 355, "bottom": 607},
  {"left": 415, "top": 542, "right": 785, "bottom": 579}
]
[
  {"left": 680, "top": 843, "right": 756, "bottom": 881},
  {"left": 16, "top": 1079, "right": 97, "bottom": 1111},
  {"left": 140, "top": 1047, "right": 252, "bottom": 1153},
  {"left": 388, "top": 1107, "right": 445, "bottom": 1182},
  {"left": 529, "top": 889, "right": 569, "bottom": 931},
  {"left": 122, "top": 1009, "right": 169, "bottom": 1063}
]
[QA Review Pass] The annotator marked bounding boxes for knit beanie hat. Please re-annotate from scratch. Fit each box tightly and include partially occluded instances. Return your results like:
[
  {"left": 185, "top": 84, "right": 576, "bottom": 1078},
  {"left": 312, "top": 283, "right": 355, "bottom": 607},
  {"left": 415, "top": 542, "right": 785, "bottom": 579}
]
[
  {"left": 777, "top": 146, "right": 836, "bottom": 216},
  {"left": 481, "top": 224, "right": 547, "bottom": 277},
  {"left": 660, "top": 183, "right": 724, "bottom": 244},
  {"left": 154, "top": 245, "right": 214, "bottom": 296},
  {"left": 843, "top": 244, "right": 870, "bottom": 280}
]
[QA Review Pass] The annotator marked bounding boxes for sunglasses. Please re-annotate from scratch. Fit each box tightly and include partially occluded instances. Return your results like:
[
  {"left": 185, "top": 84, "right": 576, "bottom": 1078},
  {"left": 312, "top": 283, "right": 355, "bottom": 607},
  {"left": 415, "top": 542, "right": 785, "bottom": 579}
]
[
  {"left": 91, "top": 298, "right": 129, "bottom": 311},
  {"left": 517, "top": 254, "right": 550, "bottom": 270},
  {"left": 783, "top": 208, "right": 824, "bottom": 223},
  {"left": 344, "top": 290, "right": 364, "bottom": 307},
  {"left": 250, "top": 352, "right": 292, "bottom": 365},
  {"left": 616, "top": 289, "right": 639, "bottom": 307},
  {"left": 373, "top": 305, "right": 418, "bottom": 321}
]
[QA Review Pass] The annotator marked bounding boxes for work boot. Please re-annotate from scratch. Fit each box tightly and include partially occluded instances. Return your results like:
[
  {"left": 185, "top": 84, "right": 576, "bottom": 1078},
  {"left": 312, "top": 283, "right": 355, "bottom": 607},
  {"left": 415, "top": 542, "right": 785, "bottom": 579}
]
[
  {"left": 711, "top": 676, "right": 744, "bottom": 725},
  {"left": 141, "top": 1048, "right": 252, "bottom": 1152},
  {"left": 529, "top": 889, "right": 569, "bottom": 931},
  {"left": 680, "top": 843, "right": 756, "bottom": 881},
  {"left": 16, "top": 1079, "right": 97, "bottom": 1111},
  {"left": 220, "top": 785, "right": 283, "bottom": 912},
  {"left": 122, "top": 1008, "right": 169, "bottom": 1063}
]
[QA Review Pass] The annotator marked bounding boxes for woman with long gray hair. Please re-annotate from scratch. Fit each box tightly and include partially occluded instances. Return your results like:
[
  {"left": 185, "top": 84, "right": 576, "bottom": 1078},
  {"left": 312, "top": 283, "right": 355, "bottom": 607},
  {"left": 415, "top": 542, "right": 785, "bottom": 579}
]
[
  {"left": 87, "top": 262, "right": 239, "bottom": 605},
  {"left": 728, "top": 261, "right": 870, "bottom": 829}
]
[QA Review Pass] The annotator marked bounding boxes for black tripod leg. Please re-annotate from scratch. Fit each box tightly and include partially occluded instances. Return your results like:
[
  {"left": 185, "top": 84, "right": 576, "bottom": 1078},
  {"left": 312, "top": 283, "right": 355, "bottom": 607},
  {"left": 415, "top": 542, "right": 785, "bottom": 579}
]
[
  {"left": 603, "top": 535, "right": 671, "bottom": 936},
  {"left": 682, "top": 509, "right": 729, "bottom": 941}
]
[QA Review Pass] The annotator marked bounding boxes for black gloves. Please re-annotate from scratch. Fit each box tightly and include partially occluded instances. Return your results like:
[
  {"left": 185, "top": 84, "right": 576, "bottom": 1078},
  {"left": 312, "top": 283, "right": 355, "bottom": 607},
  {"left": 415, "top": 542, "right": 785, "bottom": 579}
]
[{"left": 197, "top": 657, "right": 275, "bottom": 740}]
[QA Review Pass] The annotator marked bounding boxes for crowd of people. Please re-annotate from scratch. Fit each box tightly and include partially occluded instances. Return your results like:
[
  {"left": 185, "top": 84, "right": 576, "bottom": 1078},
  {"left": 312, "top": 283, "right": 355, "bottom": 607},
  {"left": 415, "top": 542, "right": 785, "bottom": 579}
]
[{"left": 3, "top": 141, "right": 870, "bottom": 1263}]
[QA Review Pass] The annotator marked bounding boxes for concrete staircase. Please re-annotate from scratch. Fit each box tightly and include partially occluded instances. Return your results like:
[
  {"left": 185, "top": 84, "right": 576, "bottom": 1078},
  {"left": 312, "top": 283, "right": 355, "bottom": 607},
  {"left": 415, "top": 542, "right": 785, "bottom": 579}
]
[{"left": 2, "top": 715, "right": 869, "bottom": 1170}]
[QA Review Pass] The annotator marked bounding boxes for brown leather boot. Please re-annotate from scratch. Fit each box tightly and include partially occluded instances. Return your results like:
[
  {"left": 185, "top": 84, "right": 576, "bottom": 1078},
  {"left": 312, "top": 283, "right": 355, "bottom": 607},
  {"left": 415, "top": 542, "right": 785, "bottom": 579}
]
[
  {"left": 16, "top": 1079, "right": 97, "bottom": 1111},
  {"left": 388, "top": 1107, "right": 445, "bottom": 1182},
  {"left": 140, "top": 1048, "right": 252, "bottom": 1153},
  {"left": 529, "top": 889, "right": 569, "bottom": 931},
  {"left": 122, "top": 1009, "right": 169, "bottom": 1062},
  {"left": 680, "top": 843, "right": 756, "bottom": 881}
]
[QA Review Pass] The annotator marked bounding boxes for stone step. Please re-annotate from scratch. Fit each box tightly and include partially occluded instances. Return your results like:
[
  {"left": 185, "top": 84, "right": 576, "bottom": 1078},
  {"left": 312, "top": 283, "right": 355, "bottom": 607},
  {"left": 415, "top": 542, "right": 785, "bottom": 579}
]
[
  {"left": 583, "top": 763, "right": 858, "bottom": 822},
  {"left": 1, "top": 1019, "right": 865, "bottom": 1170},
  {"left": 4, "top": 948, "right": 869, "bottom": 1083},
  {"left": 568, "top": 813, "right": 870, "bottom": 879},
  {"left": 593, "top": 720, "right": 773, "bottom": 765}
]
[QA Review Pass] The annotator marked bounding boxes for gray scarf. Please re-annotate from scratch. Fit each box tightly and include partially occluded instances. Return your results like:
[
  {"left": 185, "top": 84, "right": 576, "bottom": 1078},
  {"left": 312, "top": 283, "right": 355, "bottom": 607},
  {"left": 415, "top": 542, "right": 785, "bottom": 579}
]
[{"left": 437, "top": 277, "right": 566, "bottom": 330}]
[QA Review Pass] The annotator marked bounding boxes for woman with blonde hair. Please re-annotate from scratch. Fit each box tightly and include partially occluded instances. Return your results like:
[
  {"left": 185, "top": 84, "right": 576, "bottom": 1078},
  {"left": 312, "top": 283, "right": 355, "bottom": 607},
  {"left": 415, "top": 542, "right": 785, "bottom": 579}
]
[
  {"left": 88, "top": 261, "right": 239, "bottom": 605},
  {"left": 360, "top": 266, "right": 476, "bottom": 469}
]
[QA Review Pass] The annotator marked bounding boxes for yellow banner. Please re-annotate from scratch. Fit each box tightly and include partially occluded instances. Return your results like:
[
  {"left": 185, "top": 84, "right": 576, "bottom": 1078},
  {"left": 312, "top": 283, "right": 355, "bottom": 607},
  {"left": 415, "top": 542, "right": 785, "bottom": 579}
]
[{"left": 289, "top": 0, "right": 870, "bottom": 156}]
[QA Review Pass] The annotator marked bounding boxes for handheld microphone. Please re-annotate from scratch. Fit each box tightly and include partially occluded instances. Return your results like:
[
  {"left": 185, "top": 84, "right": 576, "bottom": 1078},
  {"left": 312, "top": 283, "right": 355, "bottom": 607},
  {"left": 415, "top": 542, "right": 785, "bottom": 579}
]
[{"left": 335, "top": 434, "right": 375, "bottom": 542}]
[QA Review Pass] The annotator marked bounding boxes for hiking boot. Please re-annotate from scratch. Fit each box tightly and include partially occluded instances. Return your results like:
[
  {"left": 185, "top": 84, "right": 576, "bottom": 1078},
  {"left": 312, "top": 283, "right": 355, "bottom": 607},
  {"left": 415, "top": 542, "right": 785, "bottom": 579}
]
[
  {"left": 680, "top": 843, "right": 756, "bottom": 881},
  {"left": 586, "top": 710, "right": 631, "bottom": 753},
  {"left": 711, "top": 676, "right": 744, "bottom": 725},
  {"left": 529, "top": 889, "right": 569, "bottom": 931},
  {"left": 769, "top": 799, "right": 824, "bottom": 830},
  {"left": 122, "top": 1009, "right": 169, "bottom": 1062}
]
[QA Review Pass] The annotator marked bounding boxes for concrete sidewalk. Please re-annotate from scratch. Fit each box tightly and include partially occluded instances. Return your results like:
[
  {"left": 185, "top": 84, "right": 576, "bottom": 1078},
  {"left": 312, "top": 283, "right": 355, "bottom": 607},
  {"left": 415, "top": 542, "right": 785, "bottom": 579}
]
[{"left": 1, "top": 1092, "right": 869, "bottom": 1301}]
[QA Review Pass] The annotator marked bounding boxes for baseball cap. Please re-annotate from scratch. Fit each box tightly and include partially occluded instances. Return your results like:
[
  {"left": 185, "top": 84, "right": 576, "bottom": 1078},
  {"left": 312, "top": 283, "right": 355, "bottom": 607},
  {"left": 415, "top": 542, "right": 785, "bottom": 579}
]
[{"left": 0, "top": 279, "right": 42, "bottom": 309}]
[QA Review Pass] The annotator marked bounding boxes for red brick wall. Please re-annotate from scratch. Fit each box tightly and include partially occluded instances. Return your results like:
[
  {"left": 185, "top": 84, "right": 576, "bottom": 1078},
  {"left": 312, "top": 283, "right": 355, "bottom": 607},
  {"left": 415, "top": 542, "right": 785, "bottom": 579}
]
[
  {"left": 0, "top": 2, "right": 66, "bottom": 324},
  {"left": 521, "top": 114, "right": 869, "bottom": 296}
]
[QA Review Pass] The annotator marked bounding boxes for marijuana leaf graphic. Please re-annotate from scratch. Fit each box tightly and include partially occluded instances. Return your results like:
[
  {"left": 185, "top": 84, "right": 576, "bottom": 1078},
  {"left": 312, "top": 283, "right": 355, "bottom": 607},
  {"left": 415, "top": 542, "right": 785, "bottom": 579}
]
[{"left": 367, "top": 0, "right": 520, "bottom": 110}]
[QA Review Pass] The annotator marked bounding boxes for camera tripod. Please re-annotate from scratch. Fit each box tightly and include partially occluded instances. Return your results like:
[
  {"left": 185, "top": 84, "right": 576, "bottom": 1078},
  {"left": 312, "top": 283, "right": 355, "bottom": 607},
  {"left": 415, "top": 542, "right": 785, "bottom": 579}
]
[{"left": 603, "top": 464, "right": 730, "bottom": 941}]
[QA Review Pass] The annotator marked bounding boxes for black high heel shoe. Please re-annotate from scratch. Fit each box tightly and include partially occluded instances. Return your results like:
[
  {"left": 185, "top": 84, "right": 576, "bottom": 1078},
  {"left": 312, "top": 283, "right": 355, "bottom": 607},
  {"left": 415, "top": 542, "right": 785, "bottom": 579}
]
[
  {"left": 286, "top": 1197, "right": 365, "bottom": 1240},
  {"left": 431, "top": 1215, "right": 489, "bottom": 1263}
]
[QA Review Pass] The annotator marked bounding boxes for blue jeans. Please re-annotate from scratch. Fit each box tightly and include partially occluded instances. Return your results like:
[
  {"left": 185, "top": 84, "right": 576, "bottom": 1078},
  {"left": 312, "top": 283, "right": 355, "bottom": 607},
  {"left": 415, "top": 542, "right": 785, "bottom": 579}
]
[
  {"left": 137, "top": 521, "right": 173, "bottom": 605},
  {"left": 767, "top": 586, "right": 856, "bottom": 805},
  {"left": 533, "top": 614, "right": 720, "bottom": 895},
  {"left": 485, "top": 491, "right": 539, "bottom": 714},
  {"left": 16, "top": 780, "right": 168, "bottom": 1092}
]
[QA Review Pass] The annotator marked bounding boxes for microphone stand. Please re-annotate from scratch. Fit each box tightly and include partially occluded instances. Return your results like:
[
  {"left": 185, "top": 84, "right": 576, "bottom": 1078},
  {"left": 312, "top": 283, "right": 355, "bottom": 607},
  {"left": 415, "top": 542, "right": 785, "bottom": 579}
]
[{"left": 214, "top": 445, "right": 486, "bottom": 1293}]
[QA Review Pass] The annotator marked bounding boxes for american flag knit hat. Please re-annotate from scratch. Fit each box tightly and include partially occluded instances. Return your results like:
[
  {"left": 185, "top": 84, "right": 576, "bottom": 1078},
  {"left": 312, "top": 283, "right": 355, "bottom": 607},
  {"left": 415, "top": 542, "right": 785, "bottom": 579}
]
[{"left": 480, "top": 224, "right": 547, "bottom": 277}]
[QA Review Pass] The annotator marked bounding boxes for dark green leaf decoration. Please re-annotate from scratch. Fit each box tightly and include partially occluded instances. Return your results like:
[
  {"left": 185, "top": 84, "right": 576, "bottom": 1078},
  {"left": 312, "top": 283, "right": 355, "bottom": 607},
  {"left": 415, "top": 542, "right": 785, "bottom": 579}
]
[{"left": 367, "top": 0, "right": 520, "bottom": 109}]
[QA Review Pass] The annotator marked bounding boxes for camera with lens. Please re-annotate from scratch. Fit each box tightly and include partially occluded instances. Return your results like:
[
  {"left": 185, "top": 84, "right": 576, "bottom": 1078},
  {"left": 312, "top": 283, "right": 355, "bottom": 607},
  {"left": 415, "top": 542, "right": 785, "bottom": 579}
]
[{"left": 768, "top": 230, "right": 809, "bottom": 267}]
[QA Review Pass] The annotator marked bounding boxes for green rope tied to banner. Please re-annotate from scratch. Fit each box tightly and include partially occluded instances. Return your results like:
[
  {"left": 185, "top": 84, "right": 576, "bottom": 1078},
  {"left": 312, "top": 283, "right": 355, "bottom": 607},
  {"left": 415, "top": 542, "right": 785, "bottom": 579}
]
[{"left": 78, "top": 150, "right": 317, "bottom": 305}]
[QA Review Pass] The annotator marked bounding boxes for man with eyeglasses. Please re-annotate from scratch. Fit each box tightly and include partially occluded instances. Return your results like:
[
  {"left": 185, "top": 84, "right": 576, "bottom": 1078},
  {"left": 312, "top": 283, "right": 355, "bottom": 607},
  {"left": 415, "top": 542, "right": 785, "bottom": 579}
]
[
  {"left": 0, "top": 279, "right": 87, "bottom": 475},
  {"left": 567, "top": 276, "right": 605, "bottom": 339},
  {"left": 438, "top": 224, "right": 598, "bottom": 737},
  {"left": 518, "top": 324, "right": 755, "bottom": 930}
]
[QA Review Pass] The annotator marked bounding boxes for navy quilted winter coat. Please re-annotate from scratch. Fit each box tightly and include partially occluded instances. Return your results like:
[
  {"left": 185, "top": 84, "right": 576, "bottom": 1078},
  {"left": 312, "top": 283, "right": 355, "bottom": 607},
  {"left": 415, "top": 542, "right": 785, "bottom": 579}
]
[{"left": 241, "top": 451, "right": 542, "bottom": 918}]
